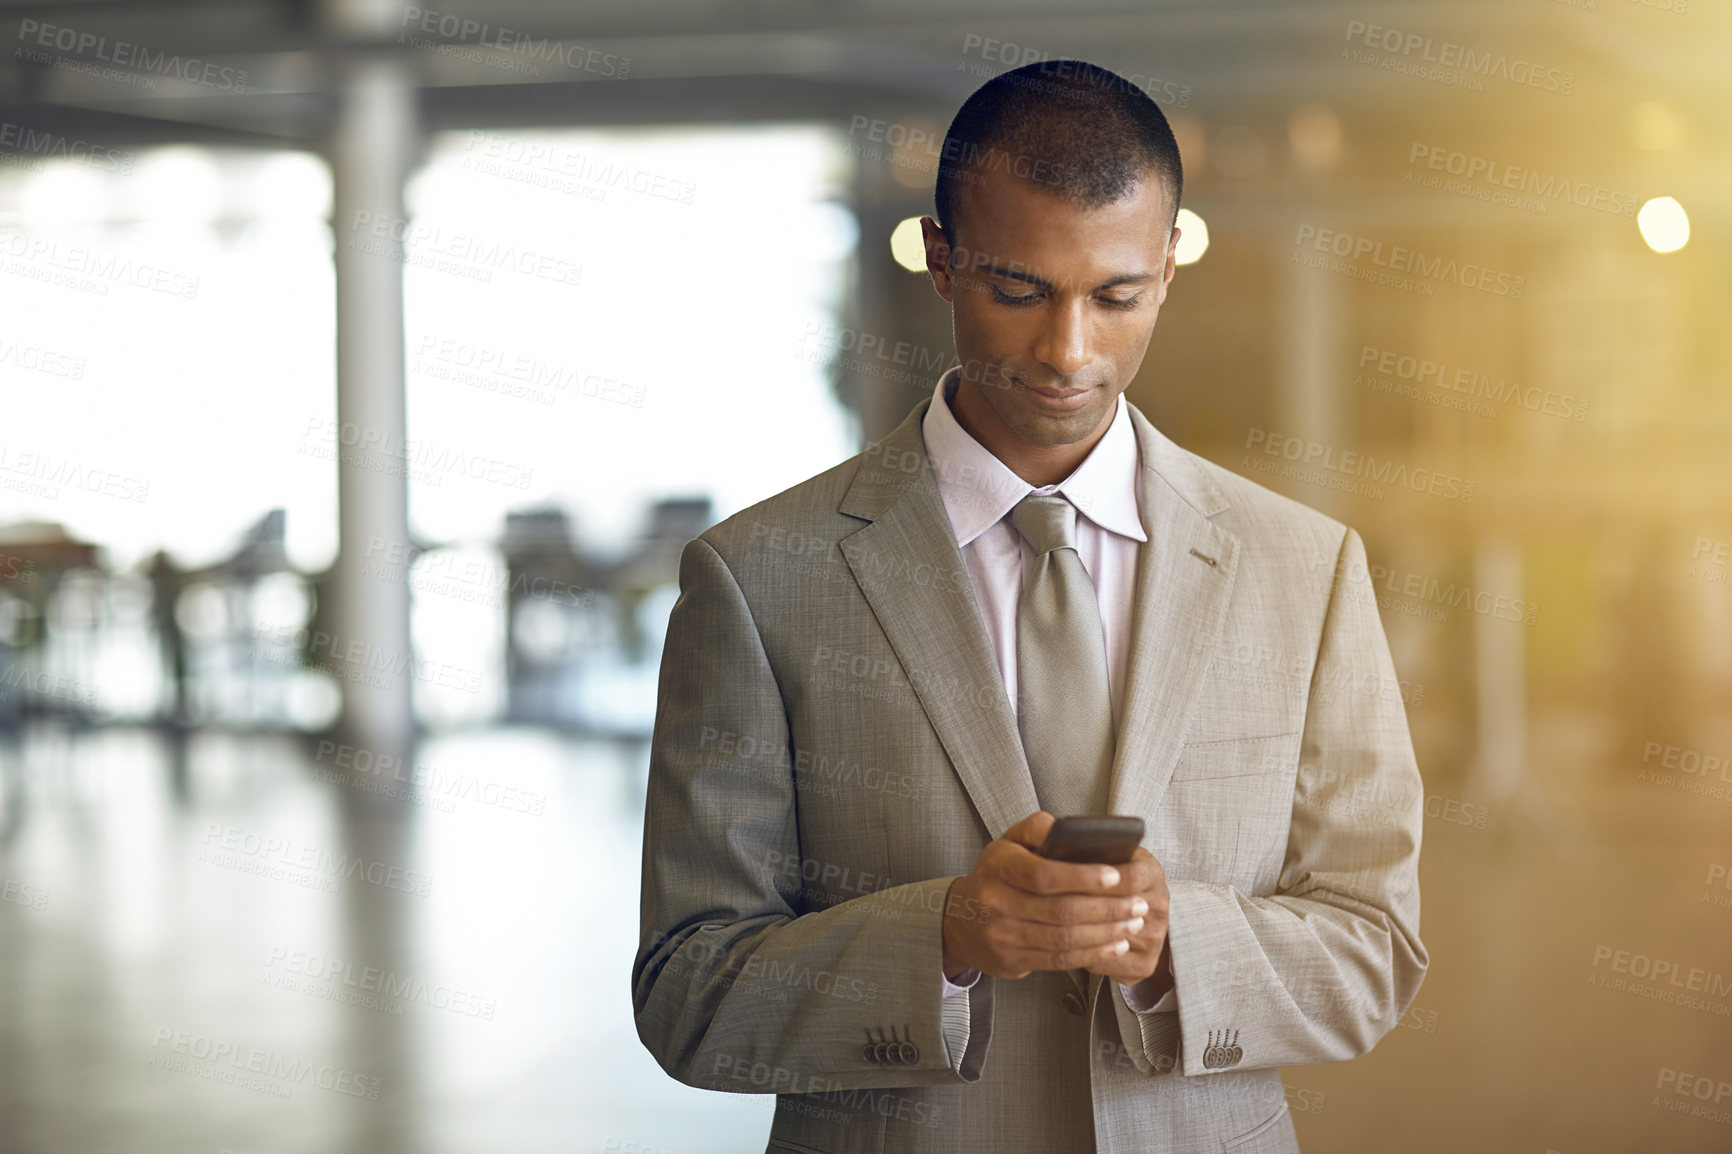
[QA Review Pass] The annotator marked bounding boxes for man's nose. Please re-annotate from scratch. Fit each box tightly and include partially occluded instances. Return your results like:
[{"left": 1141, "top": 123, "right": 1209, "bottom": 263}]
[{"left": 1031, "top": 299, "right": 1092, "bottom": 378}]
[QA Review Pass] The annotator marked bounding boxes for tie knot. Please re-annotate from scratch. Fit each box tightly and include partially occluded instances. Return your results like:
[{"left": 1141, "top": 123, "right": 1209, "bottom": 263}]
[{"left": 1010, "top": 493, "right": 1078, "bottom": 555}]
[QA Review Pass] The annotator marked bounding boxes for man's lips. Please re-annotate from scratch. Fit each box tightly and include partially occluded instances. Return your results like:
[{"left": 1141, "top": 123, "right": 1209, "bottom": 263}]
[{"left": 1020, "top": 383, "right": 1093, "bottom": 410}]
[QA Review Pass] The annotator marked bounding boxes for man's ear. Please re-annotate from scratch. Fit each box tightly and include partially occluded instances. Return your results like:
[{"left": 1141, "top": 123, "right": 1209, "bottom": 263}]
[
  {"left": 920, "top": 216, "right": 955, "bottom": 303},
  {"left": 1155, "top": 225, "right": 1182, "bottom": 306}
]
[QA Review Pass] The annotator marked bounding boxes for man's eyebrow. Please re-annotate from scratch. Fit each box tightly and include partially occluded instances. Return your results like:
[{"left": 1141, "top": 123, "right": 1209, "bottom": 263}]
[{"left": 975, "top": 262, "right": 1155, "bottom": 291}]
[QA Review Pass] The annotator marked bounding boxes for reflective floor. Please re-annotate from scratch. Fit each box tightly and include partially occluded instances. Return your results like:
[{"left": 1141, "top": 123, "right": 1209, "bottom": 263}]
[
  {"left": 0, "top": 724, "right": 771, "bottom": 1154},
  {"left": 0, "top": 717, "right": 1728, "bottom": 1153}
]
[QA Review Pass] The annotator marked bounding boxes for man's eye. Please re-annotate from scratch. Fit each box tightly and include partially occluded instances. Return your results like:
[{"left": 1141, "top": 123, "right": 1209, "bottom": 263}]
[
  {"left": 989, "top": 285, "right": 1041, "bottom": 306},
  {"left": 1099, "top": 296, "right": 1141, "bottom": 310}
]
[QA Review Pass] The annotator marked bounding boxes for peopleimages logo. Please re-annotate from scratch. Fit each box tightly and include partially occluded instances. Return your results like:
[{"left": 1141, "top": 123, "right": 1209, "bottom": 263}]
[
  {"left": 459, "top": 132, "right": 692, "bottom": 204},
  {"left": 846, "top": 115, "right": 1071, "bottom": 187},
  {"left": 0, "top": 877, "right": 49, "bottom": 910},
  {"left": 314, "top": 739, "right": 550, "bottom": 816},
  {"left": 0, "top": 443, "right": 149, "bottom": 504},
  {"left": 1243, "top": 428, "right": 1476, "bottom": 503},
  {"left": 1406, "top": 142, "right": 1642, "bottom": 218},
  {"left": 149, "top": 1028, "right": 381, "bottom": 1101},
  {"left": 697, "top": 725, "right": 926, "bottom": 801},
  {"left": 1589, "top": 944, "right": 1732, "bottom": 1015},
  {"left": 1305, "top": 547, "right": 1538, "bottom": 627},
  {"left": 0, "top": 229, "right": 201, "bottom": 300},
  {"left": 412, "top": 335, "right": 645, "bottom": 409},
  {"left": 956, "top": 36, "right": 1192, "bottom": 107},
  {"left": 0, "top": 121, "right": 133, "bottom": 174},
  {"left": 1654, "top": 1067, "right": 1732, "bottom": 1127},
  {"left": 0, "top": 336, "right": 87, "bottom": 380},
  {"left": 1356, "top": 345, "right": 1588, "bottom": 422},
  {"left": 1341, "top": 20, "right": 1574, "bottom": 95},
  {"left": 15, "top": 19, "right": 250, "bottom": 92},
  {"left": 300, "top": 418, "right": 535, "bottom": 491},
  {"left": 263, "top": 947, "right": 498, "bottom": 1019},
  {"left": 0, "top": 665, "right": 102, "bottom": 708},
  {"left": 398, "top": 7, "right": 630, "bottom": 78},
  {"left": 198, "top": 824, "right": 434, "bottom": 897},
  {"left": 1293, "top": 225, "right": 1524, "bottom": 299},
  {"left": 343, "top": 211, "right": 584, "bottom": 289}
]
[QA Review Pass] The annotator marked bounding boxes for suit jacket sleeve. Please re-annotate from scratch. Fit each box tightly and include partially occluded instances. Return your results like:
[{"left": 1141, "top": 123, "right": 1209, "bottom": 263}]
[
  {"left": 1158, "top": 525, "right": 1429, "bottom": 1076},
  {"left": 632, "top": 536, "right": 993, "bottom": 1092}
]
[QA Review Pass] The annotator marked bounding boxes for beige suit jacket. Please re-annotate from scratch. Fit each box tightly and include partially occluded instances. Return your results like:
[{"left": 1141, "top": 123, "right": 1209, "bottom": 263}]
[{"left": 633, "top": 396, "right": 1428, "bottom": 1153}]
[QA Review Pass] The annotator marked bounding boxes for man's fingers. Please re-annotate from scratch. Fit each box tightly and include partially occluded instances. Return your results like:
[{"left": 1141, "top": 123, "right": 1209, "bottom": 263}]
[
  {"left": 1092, "top": 852, "right": 1161, "bottom": 897},
  {"left": 1049, "top": 937, "right": 1134, "bottom": 972},
  {"left": 1014, "top": 892, "right": 1149, "bottom": 927},
  {"left": 1013, "top": 916, "right": 1144, "bottom": 955},
  {"left": 967, "top": 814, "right": 1171, "bottom": 980},
  {"left": 1085, "top": 940, "right": 1164, "bottom": 984},
  {"left": 992, "top": 936, "right": 1133, "bottom": 977},
  {"left": 997, "top": 842, "right": 1122, "bottom": 896},
  {"left": 980, "top": 915, "right": 1144, "bottom": 972}
]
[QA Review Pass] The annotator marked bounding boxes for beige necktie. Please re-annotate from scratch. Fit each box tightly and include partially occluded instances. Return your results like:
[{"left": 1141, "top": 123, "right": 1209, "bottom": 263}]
[{"left": 1010, "top": 493, "right": 1116, "bottom": 819}]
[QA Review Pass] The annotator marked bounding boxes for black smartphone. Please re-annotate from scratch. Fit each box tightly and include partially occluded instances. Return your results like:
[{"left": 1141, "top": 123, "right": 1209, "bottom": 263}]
[{"left": 1037, "top": 815, "right": 1146, "bottom": 865}]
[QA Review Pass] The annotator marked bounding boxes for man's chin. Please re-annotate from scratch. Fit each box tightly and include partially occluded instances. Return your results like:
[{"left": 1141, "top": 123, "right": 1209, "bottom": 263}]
[{"left": 1005, "top": 406, "right": 1111, "bottom": 446}]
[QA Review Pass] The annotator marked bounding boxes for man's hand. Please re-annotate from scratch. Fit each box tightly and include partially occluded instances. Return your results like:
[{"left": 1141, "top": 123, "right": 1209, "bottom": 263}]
[
  {"left": 941, "top": 811, "right": 1167, "bottom": 982},
  {"left": 1089, "top": 842, "right": 1172, "bottom": 996}
]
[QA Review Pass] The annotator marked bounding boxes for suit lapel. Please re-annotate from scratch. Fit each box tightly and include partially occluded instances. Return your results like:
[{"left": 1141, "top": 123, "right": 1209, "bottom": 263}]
[
  {"left": 838, "top": 400, "right": 1039, "bottom": 842},
  {"left": 834, "top": 398, "right": 1241, "bottom": 840},
  {"left": 1108, "top": 404, "right": 1242, "bottom": 824},
  {"left": 838, "top": 397, "right": 1236, "bottom": 1009}
]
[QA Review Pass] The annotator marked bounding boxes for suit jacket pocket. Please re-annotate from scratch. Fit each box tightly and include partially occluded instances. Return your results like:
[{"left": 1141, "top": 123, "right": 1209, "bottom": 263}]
[
  {"left": 1169, "top": 730, "right": 1302, "bottom": 782},
  {"left": 767, "top": 1139, "right": 840, "bottom": 1154},
  {"left": 1222, "top": 1098, "right": 1297, "bottom": 1153},
  {"left": 1157, "top": 732, "right": 1302, "bottom": 892}
]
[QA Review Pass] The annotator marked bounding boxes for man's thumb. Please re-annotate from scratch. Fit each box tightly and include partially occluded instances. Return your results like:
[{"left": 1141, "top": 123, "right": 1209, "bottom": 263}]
[{"left": 1002, "top": 809, "right": 1055, "bottom": 850}]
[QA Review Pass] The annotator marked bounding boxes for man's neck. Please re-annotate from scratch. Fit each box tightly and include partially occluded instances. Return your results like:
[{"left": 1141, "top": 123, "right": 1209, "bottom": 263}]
[{"left": 947, "top": 374, "right": 1114, "bottom": 488}]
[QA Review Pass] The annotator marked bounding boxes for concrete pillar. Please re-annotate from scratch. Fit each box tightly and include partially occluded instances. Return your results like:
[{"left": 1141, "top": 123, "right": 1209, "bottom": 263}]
[
  {"left": 849, "top": 203, "right": 943, "bottom": 445},
  {"left": 319, "top": 18, "right": 423, "bottom": 1144},
  {"left": 1276, "top": 235, "right": 1346, "bottom": 517},
  {"left": 1470, "top": 539, "right": 1527, "bottom": 801},
  {"left": 326, "top": 53, "right": 419, "bottom": 764}
]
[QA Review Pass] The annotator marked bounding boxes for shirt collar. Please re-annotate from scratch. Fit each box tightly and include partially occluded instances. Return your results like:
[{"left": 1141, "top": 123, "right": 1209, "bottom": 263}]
[{"left": 921, "top": 365, "right": 1148, "bottom": 549}]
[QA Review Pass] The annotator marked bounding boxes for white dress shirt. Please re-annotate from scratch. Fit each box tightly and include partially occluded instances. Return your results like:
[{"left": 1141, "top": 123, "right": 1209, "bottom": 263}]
[{"left": 922, "top": 365, "right": 1176, "bottom": 1017}]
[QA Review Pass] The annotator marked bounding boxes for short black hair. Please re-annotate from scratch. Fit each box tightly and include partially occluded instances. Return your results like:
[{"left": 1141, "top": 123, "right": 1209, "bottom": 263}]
[{"left": 934, "top": 59, "right": 1184, "bottom": 244}]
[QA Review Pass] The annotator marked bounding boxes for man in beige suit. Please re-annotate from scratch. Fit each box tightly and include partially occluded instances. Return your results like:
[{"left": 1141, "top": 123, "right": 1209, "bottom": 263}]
[{"left": 633, "top": 59, "right": 1427, "bottom": 1153}]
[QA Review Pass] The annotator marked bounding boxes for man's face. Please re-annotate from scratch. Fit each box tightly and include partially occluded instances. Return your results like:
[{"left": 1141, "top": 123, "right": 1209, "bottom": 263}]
[{"left": 921, "top": 163, "right": 1179, "bottom": 448}]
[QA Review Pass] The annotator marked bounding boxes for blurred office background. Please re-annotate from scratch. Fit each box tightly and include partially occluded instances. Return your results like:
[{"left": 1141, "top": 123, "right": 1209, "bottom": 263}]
[{"left": 0, "top": 1, "right": 1727, "bottom": 1151}]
